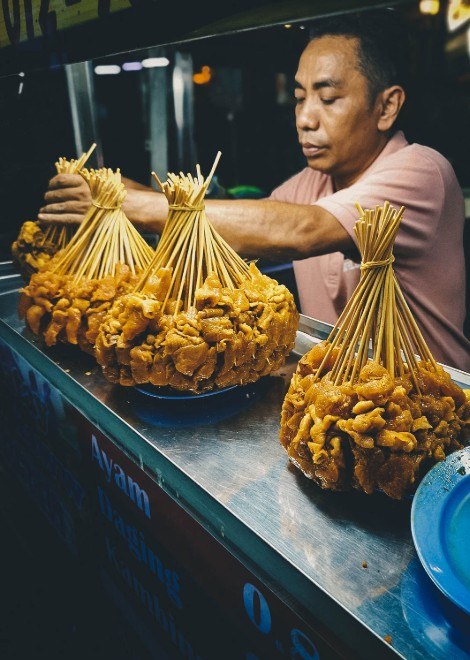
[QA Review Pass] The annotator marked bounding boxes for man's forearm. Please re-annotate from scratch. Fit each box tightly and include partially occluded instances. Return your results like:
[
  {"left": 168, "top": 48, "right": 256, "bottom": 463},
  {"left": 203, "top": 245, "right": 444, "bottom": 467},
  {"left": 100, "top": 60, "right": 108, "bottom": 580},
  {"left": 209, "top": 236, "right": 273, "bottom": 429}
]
[
  {"left": 38, "top": 173, "right": 353, "bottom": 260},
  {"left": 127, "top": 191, "right": 353, "bottom": 261},
  {"left": 123, "top": 189, "right": 168, "bottom": 234},
  {"left": 121, "top": 176, "right": 155, "bottom": 192},
  {"left": 214, "top": 199, "right": 353, "bottom": 260}
]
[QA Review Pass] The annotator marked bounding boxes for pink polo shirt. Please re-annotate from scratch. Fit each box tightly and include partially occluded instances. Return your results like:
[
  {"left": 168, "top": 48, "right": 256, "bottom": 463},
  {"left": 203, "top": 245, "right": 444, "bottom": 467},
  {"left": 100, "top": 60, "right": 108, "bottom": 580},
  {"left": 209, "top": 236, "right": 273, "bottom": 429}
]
[{"left": 270, "top": 131, "right": 470, "bottom": 370}]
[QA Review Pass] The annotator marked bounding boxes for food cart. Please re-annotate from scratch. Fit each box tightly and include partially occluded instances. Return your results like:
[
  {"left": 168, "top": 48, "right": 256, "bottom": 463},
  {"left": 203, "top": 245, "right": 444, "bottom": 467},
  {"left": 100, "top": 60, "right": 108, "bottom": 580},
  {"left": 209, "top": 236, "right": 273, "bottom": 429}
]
[{"left": 1, "top": 1, "right": 469, "bottom": 658}]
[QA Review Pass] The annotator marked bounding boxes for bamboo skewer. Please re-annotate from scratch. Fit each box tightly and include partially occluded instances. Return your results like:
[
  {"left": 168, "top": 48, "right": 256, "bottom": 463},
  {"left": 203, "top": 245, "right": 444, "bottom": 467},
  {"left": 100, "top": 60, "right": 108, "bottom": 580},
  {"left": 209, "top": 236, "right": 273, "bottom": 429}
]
[
  {"left": 50, "top": 167, "right": 154, "bottom": 282},
  {"left": 136, "top": 153, "right": 250, "bottom": 314},
  {"left": 312, "top": 202, "right": 439, "bottom": 390}
]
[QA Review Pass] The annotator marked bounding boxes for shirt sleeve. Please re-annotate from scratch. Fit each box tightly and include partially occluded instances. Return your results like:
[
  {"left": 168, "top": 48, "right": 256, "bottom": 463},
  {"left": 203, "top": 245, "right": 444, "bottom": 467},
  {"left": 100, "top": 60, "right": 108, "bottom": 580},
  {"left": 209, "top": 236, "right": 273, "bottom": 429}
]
[
  {"left": 269, "top": 169, "right": 312, "bottom": 202},
  {"left": 314, "top": 149, "right": 446, "bottom": 259}
]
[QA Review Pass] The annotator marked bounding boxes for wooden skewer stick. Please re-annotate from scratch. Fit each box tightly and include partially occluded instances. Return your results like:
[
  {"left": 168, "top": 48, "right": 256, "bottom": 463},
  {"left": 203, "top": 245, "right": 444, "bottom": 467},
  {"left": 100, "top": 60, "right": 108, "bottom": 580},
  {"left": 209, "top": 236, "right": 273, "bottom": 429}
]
[
  {"left": 47, "top": 167, "right": 153, "bottom": 281},
  {"left": 312, "top": 202, "right": 440, "bottom": 388},
  {"left": 138, "top": 154, "right": 253, "bottom": 314}
]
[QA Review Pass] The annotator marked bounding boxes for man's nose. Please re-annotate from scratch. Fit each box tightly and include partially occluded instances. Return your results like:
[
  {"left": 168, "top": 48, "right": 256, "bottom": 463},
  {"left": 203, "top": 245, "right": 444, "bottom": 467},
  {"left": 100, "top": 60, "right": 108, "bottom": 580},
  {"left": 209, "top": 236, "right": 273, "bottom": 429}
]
[{"left": 296, "top": 100, "right": 320, "bottom": 130}]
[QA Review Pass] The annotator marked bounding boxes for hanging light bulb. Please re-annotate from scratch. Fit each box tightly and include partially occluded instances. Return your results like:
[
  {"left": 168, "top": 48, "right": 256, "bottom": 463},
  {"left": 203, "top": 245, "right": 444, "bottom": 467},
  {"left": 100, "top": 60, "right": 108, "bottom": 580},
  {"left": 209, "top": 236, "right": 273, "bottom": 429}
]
[
  {"left": 193, "top": 66, "right": 212, "bottom": 85},
  {"left": 419, "top": 0, "right": 440, "bottom": 15}
]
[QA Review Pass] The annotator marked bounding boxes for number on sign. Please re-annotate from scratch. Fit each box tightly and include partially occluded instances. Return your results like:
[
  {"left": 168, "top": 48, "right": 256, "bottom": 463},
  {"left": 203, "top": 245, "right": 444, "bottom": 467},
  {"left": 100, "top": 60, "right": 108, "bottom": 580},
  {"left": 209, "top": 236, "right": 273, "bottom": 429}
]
[
  {"left": 243, "top": 583, "right": 272, "bottom": 634},
  {"left": 243, "top": 582, "right": 320, "bottom": 659},
  {"left": 290, "top": 628, "right": 320, "bottom": 660}
]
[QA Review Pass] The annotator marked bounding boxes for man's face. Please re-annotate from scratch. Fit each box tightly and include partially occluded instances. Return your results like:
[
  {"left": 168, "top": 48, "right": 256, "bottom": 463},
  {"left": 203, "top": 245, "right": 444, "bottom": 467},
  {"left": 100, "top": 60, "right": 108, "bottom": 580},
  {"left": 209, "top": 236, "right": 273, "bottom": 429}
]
[{"left": 295, "top": 36, "right": 383, "bottom": 186}]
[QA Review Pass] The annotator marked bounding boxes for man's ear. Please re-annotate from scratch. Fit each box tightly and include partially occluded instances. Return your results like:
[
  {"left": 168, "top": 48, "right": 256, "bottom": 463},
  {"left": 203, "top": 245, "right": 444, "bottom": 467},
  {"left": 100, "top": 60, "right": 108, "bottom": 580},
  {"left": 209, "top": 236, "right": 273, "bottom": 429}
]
[{"left": 377, "top": 85, "right": 406, "bottom": 132}]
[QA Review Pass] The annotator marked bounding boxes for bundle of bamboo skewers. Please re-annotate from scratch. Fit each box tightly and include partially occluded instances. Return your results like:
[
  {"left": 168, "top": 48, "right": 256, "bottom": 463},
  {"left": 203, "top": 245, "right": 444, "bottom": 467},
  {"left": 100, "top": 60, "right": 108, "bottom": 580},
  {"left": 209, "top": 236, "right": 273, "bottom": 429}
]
[
  {"left": 11, "top": 144, "right": 97, "bottom": 280},
  {"left": 136, "top": 153, "right": 251, "bottom": 311},
  {"left": 280, "top": 202, "right": 469, "bottom": 500},
  {"left": 95, "top": 154, "right": 299, "bottom": 392},
  {"left": 19, "top": 166, "right": 154, "bottom": 353}
]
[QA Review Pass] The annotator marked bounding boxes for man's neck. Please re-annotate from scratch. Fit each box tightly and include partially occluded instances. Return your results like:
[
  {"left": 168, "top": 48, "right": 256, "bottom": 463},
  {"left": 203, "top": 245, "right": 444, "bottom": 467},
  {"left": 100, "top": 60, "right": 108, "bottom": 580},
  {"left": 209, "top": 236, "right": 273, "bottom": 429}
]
[{"left": 333, "top": 134, "right": 390, "bottom": 191}]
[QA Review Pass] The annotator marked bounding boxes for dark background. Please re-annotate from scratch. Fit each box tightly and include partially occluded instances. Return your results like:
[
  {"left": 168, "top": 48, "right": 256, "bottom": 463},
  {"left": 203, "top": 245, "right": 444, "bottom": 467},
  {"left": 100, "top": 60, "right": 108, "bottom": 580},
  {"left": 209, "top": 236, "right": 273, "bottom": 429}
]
[
  {"left": 0, "top": 4, "right": 469, "bottom": 336},
  {"left": 0, "top": 6, "right": 469, "bottom": 253}
]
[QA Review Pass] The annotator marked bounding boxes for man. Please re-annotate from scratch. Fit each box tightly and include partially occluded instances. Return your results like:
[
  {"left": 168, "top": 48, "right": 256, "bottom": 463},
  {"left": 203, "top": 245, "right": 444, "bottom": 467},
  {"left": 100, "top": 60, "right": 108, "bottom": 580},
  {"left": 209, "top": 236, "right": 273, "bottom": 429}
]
[{"left": 38, "top": 10, "right": 470, "bottom": 370}]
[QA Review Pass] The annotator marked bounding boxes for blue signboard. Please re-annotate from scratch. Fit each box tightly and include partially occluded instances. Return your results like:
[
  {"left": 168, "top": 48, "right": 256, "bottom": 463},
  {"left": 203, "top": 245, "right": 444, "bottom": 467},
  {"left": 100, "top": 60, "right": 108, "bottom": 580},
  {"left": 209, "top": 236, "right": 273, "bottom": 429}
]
[{"left": 0, "top": 337, "right": 345, "bottom": 659}]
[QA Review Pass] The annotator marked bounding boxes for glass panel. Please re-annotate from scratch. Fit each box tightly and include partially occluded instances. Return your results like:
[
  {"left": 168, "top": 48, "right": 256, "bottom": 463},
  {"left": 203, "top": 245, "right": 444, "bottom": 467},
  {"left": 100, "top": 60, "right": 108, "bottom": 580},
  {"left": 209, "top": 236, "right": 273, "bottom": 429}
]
[
  {"left": 1, "top": 3, "right": 469, "bottom": 282},
  {"left": 0, "top": 66, "right": 75, "bottom": 257}
]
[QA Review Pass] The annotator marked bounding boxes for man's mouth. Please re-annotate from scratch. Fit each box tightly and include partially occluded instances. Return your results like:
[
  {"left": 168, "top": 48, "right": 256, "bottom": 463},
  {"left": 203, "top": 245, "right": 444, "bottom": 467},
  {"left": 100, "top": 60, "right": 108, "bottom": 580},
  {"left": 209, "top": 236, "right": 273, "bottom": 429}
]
[{"left": 301, "top": 143, "right": 326, "bottom": 157}]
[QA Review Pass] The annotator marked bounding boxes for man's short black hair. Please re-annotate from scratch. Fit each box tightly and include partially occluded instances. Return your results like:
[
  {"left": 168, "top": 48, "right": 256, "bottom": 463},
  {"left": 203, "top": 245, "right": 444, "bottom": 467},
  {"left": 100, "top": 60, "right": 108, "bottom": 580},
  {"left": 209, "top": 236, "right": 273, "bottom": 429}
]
[{"left": 308, "top": 8, "right": 410, "bottom": 102}]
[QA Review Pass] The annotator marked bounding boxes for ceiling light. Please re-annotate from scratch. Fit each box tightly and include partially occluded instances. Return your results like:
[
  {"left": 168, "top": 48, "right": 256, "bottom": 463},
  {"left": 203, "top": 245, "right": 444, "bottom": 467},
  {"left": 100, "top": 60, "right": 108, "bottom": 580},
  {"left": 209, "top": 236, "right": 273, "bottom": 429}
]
[
  {"left": 122, "top": 62, "right": 142, "bottom": 72},
  {"left": 142, "top": 57, "right": 170, "bottom": 68},
  {"left": 94, "top": 65, "right": 121, "bottom": 75}
]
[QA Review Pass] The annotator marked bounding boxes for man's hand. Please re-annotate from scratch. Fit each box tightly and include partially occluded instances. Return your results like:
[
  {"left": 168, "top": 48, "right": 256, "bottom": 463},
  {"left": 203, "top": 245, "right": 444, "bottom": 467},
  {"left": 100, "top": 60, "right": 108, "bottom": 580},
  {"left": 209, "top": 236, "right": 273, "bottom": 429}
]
[{"left": 38, "top": 174, "right": 91, "bottom": 225}]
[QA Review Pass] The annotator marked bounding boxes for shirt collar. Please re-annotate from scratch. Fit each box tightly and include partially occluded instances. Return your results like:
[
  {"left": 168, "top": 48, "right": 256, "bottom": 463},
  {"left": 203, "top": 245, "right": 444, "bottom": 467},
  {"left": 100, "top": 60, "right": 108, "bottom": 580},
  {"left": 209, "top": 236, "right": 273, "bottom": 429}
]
[
  {"left": 354, "top": 130, "right": 409, "bottom": 182},
  {"left": 378, "top": 129, "right": 408, "bottom": 158}
]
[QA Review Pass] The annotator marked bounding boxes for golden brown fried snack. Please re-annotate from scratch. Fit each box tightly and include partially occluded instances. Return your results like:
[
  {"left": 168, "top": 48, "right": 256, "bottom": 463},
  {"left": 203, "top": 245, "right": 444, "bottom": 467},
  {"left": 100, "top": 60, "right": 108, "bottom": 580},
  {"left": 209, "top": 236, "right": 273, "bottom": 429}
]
[
  {"left": 11, "top": 221, "right": 58, "bottom": 280},
  {"left": 95, "top": 263, "right": 299, "bottom": 393},
  {"left": 19, "top": 263, "right": 141, "bottom": 353},
  {"left": 280, "top": 342, "right": 470, "bottom": 499}
]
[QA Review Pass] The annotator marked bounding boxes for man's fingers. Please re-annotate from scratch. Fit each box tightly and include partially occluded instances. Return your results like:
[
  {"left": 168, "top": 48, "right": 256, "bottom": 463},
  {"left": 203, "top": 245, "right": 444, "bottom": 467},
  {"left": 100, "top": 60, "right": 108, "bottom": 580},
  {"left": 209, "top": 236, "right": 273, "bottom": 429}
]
[
  {"left": 39, "top": 201, "right": 89, "bottom": 214},
  {"left": 39, "top": 172, "right": 90, "bottom": 226},
  {"left": 44, "top": 188, "right": 87, "bottom": 203},
  {"left": 48, "top": 173, "right": 84, "bottom": 189},
  {"left": 37, "top": 212, "right": 84, "bottom": 225},
  {"left": 39, "top": 202, "right": 71, "bottom": 214}
]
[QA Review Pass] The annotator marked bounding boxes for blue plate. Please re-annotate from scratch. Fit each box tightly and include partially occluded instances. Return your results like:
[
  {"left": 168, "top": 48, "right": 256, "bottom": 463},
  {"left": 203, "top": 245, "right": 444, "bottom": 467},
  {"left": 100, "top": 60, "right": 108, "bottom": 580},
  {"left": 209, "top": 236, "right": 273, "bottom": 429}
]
[
  {"left": 129, "top": 377, "right": 271, "bottom": 427},
  {"left": 401, "top": 557, "right": 470, "bottom": 659},
  {"left": 134, "top": 383, "right": 237, "bottom": 400},
  {"left": 411, "top": 447, "right": 470, "bottom": 616}
]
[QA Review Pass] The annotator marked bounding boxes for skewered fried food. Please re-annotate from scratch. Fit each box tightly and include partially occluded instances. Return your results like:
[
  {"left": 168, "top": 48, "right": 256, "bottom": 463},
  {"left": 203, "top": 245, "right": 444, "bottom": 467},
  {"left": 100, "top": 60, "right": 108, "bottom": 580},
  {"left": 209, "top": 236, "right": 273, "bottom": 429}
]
[
  {"left": 11, "top": 145, "right": 96, "bottom": 280},
  {"left": 281, "top": 354, "right": 469, "bottom": 498},
  {"left": 96, "top": 263, "right": 297, "bottom": 391},
  {"left": 280, "top": 203, "right": 470, "bottom": 499},
  {"left": 19, "top": 264, "right": 140, "bottom": 351},
  {"left": 95, "top": 155, "right": 299, "bottom": 392},
  {"left": 19, "top": 167, "right": 154, "bottom": 353},
  {"left": 11, "top": 221, "right": 58, "bottom": 278}
]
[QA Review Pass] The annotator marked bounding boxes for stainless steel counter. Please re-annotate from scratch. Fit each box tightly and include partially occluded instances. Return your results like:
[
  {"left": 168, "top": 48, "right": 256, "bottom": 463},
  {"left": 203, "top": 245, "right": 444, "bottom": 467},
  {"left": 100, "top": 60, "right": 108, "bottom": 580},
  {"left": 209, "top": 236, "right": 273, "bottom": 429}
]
[{"left": 1, "top": 285, "right": 469, "bottom": 660}]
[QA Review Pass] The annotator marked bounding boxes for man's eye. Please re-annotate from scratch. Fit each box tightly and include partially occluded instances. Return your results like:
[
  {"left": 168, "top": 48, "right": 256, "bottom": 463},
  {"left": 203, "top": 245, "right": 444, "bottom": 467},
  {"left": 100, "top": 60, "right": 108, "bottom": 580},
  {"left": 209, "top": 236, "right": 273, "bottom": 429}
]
[
  {"left": 295, "top": 96, "right": 305, "bottom": 104},
  {"left": 321, "top": 97, "right": 336, "bottom": 105}
]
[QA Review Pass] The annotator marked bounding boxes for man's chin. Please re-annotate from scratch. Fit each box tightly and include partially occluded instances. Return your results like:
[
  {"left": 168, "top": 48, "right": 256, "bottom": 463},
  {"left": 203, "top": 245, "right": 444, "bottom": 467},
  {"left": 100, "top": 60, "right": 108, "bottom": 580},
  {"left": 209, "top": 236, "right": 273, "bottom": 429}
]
[{"left": 306, "top": 155, "right": 333, "bottom": 174}]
